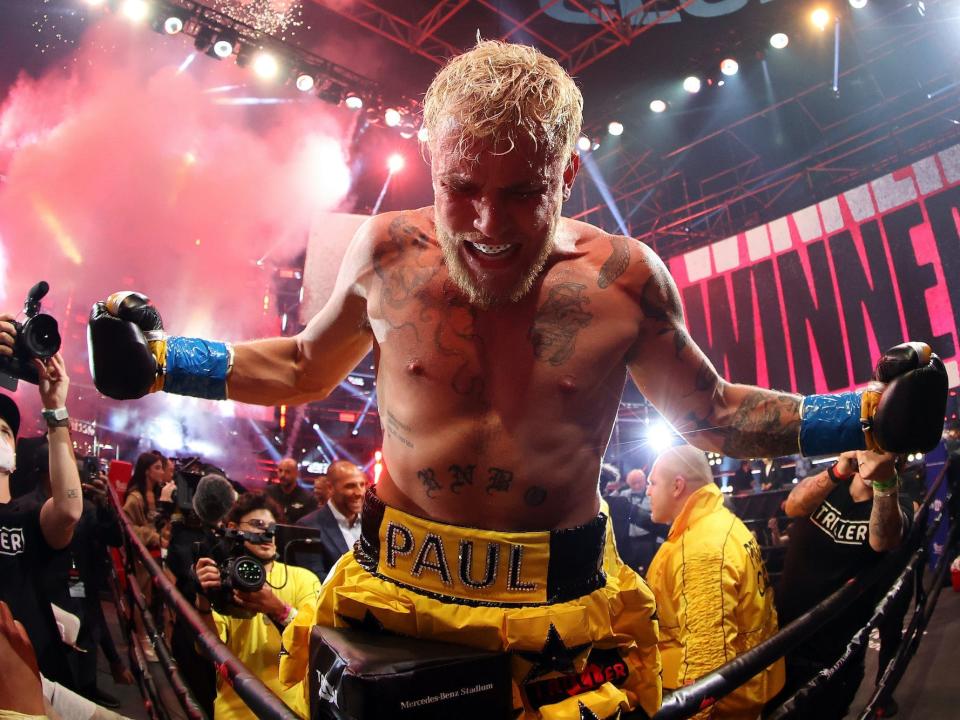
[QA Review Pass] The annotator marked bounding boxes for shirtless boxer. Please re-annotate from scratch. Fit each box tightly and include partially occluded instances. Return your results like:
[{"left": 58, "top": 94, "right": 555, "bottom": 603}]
[{"left": 88, "top": 41, "right": 946, "bottom": 719}]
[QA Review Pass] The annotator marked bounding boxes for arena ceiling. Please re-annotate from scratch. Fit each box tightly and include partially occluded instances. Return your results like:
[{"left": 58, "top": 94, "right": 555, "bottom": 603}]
[{"left": 292, "top": 0, "right": 960, "bottom": 256}]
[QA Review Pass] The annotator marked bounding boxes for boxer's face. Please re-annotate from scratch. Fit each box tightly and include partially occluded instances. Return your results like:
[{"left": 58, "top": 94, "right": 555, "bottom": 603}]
[{"left": 432, "top": 125, "right": 579, "bottom": 308}]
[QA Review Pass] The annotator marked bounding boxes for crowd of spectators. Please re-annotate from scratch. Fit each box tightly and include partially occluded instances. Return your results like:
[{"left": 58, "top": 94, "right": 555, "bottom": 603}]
[{"left": 0, "top": 359, "right": 925, "bottom": 720}]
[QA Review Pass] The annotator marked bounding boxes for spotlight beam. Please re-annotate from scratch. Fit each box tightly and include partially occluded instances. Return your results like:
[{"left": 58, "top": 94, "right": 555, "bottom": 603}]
[
  {"left": 833, "top": 16, "right": 841, "bottom": 96},
  {"left": 350, "top": 391, "right": 377, "bottom": 436},
  {"left": 582, "top": 153, "right": 630, "bottom": 236},
  {"left": 247, "top": 419, "right": 282, "bottom": 462},
  {"left": 371, "top": 173, "right": 393, "bottom": 215}
]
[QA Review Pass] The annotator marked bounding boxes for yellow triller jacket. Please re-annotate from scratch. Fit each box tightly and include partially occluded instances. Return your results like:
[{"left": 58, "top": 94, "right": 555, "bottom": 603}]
[{"left": 647, "top": 484, "right": 784, "bottom": 719}]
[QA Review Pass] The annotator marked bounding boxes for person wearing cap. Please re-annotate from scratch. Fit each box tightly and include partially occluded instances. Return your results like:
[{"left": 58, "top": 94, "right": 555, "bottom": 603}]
[{"left": 0, "top": 332, "right": 83, "bottom": 690}]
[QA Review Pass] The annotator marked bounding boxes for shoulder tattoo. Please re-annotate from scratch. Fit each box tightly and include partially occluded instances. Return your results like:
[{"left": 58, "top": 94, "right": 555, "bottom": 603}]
[{"left": 598, "top": 236, "right": 630, "bottom": 289}]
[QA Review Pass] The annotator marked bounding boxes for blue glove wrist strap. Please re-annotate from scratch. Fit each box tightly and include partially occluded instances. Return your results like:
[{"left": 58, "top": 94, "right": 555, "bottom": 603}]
[
  {"left": 164, "top": 336, "right": 230, "bottom": 400},
  {"left": 799, "top": 391, "right": 867, "bottom": 456}
]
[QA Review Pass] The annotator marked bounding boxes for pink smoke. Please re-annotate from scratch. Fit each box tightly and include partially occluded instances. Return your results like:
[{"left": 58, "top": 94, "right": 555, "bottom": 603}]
[{"left": 0, "top": 16, "right": 356, "bottom": 475}]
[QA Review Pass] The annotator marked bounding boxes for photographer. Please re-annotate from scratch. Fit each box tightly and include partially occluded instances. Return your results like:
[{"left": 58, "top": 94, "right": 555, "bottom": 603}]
[
  {"left": 0, "top": 342, "right": 82, "bottom": 688},
  {"left": 194, "top": 492, "right": 320, "bottom": 719}
]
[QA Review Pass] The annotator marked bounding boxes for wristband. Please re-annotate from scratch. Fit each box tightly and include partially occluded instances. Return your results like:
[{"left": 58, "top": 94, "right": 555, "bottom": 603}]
[
  {"left": 827, "top": 463, "right": 854, "bottom": 484},
  {"left": 872, "top": 473, "right": 899, "bottom": 495},
  {"left": 799, "top": 392, "right": 867, "bottom": 456},
  {"left": 162, "top": 336, "right": 231, "bottom": 400}
]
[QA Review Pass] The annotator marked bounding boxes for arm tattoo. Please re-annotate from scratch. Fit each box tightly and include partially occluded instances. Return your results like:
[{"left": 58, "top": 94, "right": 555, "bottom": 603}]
[
  {"left": 449, "top": 464, "right": 475, "bottom": 494},
  {"left": 720, "top": 391, "right": 802, "bottom": 457},
  {"left": 485, "top": 467, "right": 514, "bottom": 494},
  {"left": 418, "top": 468, "right": 442, "bottom": 498},
  {"left": 524, "top": 486, "right": 548, "bottom": 507},
  {"left": 66, "top": 489, "right": 80, "bottom": 499},
  {"left": 529, "top": 283, "right": 593, "bottom": 366},
  {"left": 870, "top": 494, "right": 905, "bottom": 550},
  {"left": 640, "top": 260, "right": 687, "bottom": 359},
  {"left": 786, "top": 470, "right": 835, "bottom": 517},
  {"left": 598, "top": 237, "right": 630, "bottom": 288}
]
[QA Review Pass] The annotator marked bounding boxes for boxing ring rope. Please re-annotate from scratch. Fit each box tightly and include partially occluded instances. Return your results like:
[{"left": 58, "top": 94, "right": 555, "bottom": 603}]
[
  {"left": 644, "top": 458, "right": 958, "bottom": 720},
  {"left": 124, "top": 563, "right": 206, "bottom": 720},
  {"left": 107, "top": 482, "right": 299, "bottom": 720}
]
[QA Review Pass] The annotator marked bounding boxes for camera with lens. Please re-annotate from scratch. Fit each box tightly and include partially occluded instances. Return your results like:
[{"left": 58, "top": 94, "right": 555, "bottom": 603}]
[
  {"left": 79, "top": 456, "right": 101, "bottom": 483},
  {"left": 0, "top": 281, "right": 61, "bottom": 391},
  {"left": 202, "top": 526, "right": 271, "bottom": 618}
]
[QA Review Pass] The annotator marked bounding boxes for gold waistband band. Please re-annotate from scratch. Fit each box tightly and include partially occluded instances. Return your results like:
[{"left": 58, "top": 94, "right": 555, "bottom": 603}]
[{"left": 354, "top": 490, "right": 607, "bottom": 606}]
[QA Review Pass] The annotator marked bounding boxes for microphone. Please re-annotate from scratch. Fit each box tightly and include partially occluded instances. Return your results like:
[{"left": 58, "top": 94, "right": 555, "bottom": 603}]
[
  {"left": 192, "top": 474, "right": 238, "bottom": 526},
  {"left": 25, "top": 281, "right": 49, "bottom": 316}
]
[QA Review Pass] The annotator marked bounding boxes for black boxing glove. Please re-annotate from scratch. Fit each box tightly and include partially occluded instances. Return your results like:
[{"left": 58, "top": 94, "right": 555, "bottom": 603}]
[
  {"left": 799, "top": 341, "right": 948, "bottom": 456},
  {"left": 87, "top": 292, "right": 164, "bottom": 400},
  {"left": 88, "top": 291, "right": 233, "bottom": 401},
  {"left": 865, "top": 342, "right": 948, "bottom": 453}
]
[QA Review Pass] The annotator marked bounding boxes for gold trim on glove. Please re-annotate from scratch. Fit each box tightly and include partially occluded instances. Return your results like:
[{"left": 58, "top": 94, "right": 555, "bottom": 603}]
[
  {"left": 148, "top": 338, "right": 166, "bottom": 394},
  {"left": 861, "top": 389, "right": 882, "bottom": 451}
]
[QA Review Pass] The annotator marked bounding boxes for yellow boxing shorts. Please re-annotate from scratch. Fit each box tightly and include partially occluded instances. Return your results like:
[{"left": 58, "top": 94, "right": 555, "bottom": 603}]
[{"left": 281, "top": 490, "right": 661, "bottom": 719}]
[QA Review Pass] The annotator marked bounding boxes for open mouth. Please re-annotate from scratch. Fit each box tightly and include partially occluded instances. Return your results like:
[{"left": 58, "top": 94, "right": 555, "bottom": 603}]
[{"left": 464, "top": 241, "right": 519, "bottom": 263}]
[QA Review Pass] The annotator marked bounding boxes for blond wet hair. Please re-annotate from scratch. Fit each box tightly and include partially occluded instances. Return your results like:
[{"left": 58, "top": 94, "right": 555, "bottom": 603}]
[{"left": 422, "top": 40, "right": 583, "bottom": 163}]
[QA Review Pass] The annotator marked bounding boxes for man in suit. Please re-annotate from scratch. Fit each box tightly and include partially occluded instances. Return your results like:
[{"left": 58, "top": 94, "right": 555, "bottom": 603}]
[{"left": 297, "top": 461, "right": 367, "bottom": 579}]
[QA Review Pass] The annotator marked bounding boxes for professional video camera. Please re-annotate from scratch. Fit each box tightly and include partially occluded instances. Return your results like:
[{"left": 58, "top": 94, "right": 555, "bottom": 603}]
[
  {"left": 187, "top": 472, "right": 267, "bottom": 618},
  {"left": 203, "top": 525, "right": 272, "bottom": 618},
  {"left": 0, "top": 281, "right": 62, "bottom": 391}
]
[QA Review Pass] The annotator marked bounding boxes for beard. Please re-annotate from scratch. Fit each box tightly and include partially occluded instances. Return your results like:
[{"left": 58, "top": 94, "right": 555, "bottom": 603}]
[{"left": 436, "top": 219, "right": 557, "bottom": 309}]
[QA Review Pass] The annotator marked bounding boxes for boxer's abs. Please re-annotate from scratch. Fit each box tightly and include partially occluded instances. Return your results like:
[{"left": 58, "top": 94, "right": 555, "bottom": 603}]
[{"left": 370, "top": 300, "right": 636, "bottom": 531}]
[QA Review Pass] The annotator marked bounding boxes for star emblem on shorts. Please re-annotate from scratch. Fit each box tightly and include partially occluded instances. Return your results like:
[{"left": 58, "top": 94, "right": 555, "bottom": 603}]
[
  {"left": 338, "top": 610, "right": 386, "bottom": 634},
  {"left": 577, "top": 702, "right": 622, "bottom": 720},
  {"left": 517, "top": 623, "right": 591, "bottom": 682}
]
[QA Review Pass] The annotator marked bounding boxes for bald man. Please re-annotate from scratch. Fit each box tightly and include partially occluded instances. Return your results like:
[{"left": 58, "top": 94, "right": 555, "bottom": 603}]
[
  {"left": 646, "top": 445, "right": 783, "bottom": 718},
  {"left": 265, "top": 458, "right": 317, "bottom": 524},
  {"left": 298, "top": 461, "right": 368, "bottom": 579}
]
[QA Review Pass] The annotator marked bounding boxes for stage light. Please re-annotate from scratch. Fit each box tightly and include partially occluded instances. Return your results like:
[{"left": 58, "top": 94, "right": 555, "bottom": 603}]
[
  {"left": 83, "top": 0, "right": 106, "bottom": 6},
  {"left": 718, "top": 79, "right": 726, "bottom": 87},
  {"left": 163, "top": 16, "right": 183, "bottom": 34},
  {"left": 344, "top": 94, "right": 363, "bottom": 110},
  {"left": 212, "top": 39, "right": 234, "bottom": 59},
  {"left": 121, "top": 0, "right": 149, "bottom": 23},
  {"left": 295, "top": 74, "right": 315, "bottom": 92},
  {"left": 682, "top": 76, "right": 701, "bottom": 93},
  {"left": 770, "top": 32, "right": 789, "bottom": 49},
  {"left": 608, "top": 121, "right": 624, "bottom": 136},
  {"left": 720, "top": 58, "right": 739, "bottom": 76},
  {"left": 646, "top": 421, "right": 676, "bottom": 455},
  {"left": 849, "top": 0, "right": 867, "bottom": 7},
  {"left": 417, "top": 126, "right": 429, "bottom": 142},
  {"left": 387, "top": 153, "right": 405, "bottom": 174},
  {"left": 916, "top": 0, "right": 925, "bottom": 16},
  {"left": 811, "top": 8, "right": 831, "bottom": 31},
  {"left": 252, "top": 52, "right": 279, "bottom": 80},
  {"left": 384, "top": 108, "right": 402, "bottom": 127},
  {"left": 577, "top": 135, "right": 592, "bottom": 152},
  {"left": 649, "top": 99, "right": 667, "bottom": 113}
]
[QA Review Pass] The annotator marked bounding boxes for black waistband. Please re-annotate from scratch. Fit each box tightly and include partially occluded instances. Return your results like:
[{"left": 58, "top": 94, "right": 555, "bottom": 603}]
[{"left": 354, "top": 488, "right": 608, "bottom": 606}]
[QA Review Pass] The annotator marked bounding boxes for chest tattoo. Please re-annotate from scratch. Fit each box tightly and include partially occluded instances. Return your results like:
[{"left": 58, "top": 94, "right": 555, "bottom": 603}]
[
  {"left": 529, "top": 282, "right": 593, "bottom": 366},
  {"left": 372, "top": 217, "right": 440, "bottom": 341}
]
